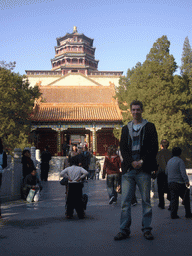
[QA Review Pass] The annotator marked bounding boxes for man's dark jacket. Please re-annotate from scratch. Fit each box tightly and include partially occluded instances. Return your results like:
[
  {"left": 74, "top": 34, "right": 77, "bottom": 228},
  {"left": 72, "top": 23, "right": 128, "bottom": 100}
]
[{"left": 120, "top": 121, "right": 158, "bottom": 174}]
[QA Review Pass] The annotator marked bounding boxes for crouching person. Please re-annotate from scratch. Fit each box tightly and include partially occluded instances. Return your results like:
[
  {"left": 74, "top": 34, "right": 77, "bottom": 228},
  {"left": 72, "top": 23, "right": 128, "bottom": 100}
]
[
  {"left": 23, "top": 169, "right": 42, "bottom": 202},
  {"left": 60, "top": 155, "right": 88, "bottom": 219}
]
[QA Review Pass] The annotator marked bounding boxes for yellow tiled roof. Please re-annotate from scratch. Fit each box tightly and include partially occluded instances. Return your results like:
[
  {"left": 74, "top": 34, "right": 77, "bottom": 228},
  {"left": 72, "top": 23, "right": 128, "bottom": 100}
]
[
  {"left": 32, "top": 86, "right": 122, "bottom": 122},
  {"left": 32, "top": 104, "right": 122, "bottom": 121}
]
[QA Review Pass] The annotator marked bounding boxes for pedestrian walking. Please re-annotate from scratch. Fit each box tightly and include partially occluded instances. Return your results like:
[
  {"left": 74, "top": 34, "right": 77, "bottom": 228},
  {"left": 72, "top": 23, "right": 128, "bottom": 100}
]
[
  {"left": 165, "top": 147, "right": 192, "bottom": 219},
  {"left": 156, "top": 139, "right": 172, "bottom": 209},
  {"left": 88, "top": 151, "right": 97, "bottom": 179},
  {"left": 40, "top": 146, "right": 51, "bottom": 181},
  {"left": 102, "top": 145, "right": 121, "bottom": 204},
  {"left": 69, "top": 145, "right": 78, "bottom": 158},
  {"left": 114, "top": 100, "right": 158, "bottom": 241},
  {"left": 80, "top": 145, "right": 91, "bottom": 180},
  {"left": 94, "top": 161, "right": 101, "bottom": 180},
  {"left": 0, "top": 138, "right": 7, "bottom": 218}
]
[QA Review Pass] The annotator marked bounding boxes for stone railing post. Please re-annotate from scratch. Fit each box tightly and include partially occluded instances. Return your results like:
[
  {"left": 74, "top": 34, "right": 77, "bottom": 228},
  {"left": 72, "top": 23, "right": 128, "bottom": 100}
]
[
  {"left": 31, "top": 146, "right": 36, "bottom": 167},
  {"left": 12, "top": 148, "right": 22, "bottom": 199},
  {"left": 35, "top": 149, "right": 41, "bottom": 178}
]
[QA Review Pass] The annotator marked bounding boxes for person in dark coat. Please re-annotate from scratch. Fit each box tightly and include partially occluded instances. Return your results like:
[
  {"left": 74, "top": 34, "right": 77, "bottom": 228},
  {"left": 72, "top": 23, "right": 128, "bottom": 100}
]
[
  {"left": 23, "top": 169, "right": 42, "bottom": 200},
  {"left": 0, "top": 138, "right": 7, "bottom": 218},
  {"left": 156, "top": 139, "right": 172, "bottom": 209},
  {"left": 80, "top": 145, "right": 90, "bottom": 180},
  {"left": 21, "top": 149, "right": 36, "bottom": 179},
  {"left": 41, "top": 146, "right": 52, "bottom": 181}
]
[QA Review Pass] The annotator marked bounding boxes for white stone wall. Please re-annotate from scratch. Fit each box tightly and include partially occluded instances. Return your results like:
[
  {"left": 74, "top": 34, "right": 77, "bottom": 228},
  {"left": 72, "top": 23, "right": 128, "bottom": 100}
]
[
  {"left": 1, "top": 149, "right": 23, "bottom": 202},
  {"left": 48, "top": 156, "right": 66, "bottom": 181}
]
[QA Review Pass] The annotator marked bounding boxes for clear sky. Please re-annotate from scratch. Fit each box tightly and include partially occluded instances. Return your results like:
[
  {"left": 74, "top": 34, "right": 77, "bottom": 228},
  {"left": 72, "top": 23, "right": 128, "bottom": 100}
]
[{"left": 1, "top": 0, "right": 191, "bottom": 76}]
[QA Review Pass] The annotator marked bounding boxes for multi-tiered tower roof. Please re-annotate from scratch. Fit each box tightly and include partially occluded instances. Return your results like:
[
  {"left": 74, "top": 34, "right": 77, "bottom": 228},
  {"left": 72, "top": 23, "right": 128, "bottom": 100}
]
[{"left": 51, "top": 26, "right": 99, "bottom": 76}]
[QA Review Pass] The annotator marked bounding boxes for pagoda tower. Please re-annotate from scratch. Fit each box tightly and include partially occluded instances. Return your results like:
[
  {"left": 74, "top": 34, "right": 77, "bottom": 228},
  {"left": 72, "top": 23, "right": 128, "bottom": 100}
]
[{"left": 51, "top": 26, "right": 99, "bottom": 76}]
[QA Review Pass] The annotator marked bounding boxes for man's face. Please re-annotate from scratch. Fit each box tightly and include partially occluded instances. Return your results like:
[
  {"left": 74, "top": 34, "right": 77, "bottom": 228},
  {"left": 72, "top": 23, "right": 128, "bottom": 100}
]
[
  {"left": 131, "top": 104, "right": 143, "bottom": 120},
  {"left": 25, "top": 151, "right": 31, "bottom": 158},
  {"left": 31, "top": 170, "right": 36, "bottom": 176}
]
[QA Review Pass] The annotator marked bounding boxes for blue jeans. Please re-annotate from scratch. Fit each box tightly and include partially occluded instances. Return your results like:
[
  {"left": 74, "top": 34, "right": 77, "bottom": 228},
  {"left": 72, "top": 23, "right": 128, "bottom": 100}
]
[
  {"left": 120, "top": 170, "right": 152, "bottom": 235},
  {"left": 107, "top": 174, "right": 119, "bottom": 201}
]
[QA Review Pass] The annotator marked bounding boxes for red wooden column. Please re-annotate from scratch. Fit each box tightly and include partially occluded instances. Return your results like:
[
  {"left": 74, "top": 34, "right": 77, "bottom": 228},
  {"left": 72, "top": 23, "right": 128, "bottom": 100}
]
[{"left": 57, "top": 130, "right": 62, "bottom": 156}]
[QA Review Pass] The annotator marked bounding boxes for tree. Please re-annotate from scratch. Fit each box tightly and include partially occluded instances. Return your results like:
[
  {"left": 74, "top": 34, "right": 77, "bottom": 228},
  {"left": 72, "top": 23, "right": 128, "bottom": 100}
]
[
  {"left": 180, "top": 37, "right": 192, "bottom": 126},
  {"left": 0, "top": 64, "right": 41, "bottom": 152},
  {"left": 180, "top": 37, "right": 192, "bottom": 80},
  {"left": 115, "top": 36, "right": 192, "bottom": 154},
  {"left": 0, "top": 61, "right": 16, "bottom": 70}
]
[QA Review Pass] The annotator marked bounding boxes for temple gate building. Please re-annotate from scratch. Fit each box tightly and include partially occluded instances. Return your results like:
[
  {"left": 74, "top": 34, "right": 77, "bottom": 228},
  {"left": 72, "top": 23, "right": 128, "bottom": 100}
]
[{"left": 26, "top": 27, "right": 123, "bottom": 156}]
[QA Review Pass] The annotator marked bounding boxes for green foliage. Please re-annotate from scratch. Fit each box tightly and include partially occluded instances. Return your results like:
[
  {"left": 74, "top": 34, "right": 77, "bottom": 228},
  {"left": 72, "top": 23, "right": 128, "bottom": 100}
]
[
  {"left": 181, "top": 37, "right": 192, "bottom": 79},
  {"left": 115, "top": 36, "right": 192, "bottom": 154},
  {"left": 0, "top": 64, "right": 41, "bottom": 153},
  {"left": 180, "top": 37, "right": 192, "bottom": 126},
  {"left": 113, "top": 125, "right": 122, "bottom": 141}
]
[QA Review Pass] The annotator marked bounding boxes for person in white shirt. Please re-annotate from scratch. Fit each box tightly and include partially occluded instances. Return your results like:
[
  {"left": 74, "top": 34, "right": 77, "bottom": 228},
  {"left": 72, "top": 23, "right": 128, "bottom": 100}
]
[{"left": 60, "top": 155, "right": 88, "bottom": 219}]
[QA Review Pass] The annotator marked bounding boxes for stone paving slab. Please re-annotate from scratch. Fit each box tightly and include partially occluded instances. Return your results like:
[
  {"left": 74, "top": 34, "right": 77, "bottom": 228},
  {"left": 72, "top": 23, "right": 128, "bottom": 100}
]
[{"left": 0, "top": 180, "right": 192, "bottom": 256}]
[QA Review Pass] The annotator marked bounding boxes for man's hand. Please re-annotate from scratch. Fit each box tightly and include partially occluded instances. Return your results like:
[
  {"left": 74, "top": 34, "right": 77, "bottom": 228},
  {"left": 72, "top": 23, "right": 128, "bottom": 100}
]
[
  {"left": 186, "top": 182, "right": 190, "bottom": 188},
  {"left": 131, "top": 161, "right": 139, "bottom": 169},
  {"left": 137, "top": 159, "right": 143, "bottom": 168}
]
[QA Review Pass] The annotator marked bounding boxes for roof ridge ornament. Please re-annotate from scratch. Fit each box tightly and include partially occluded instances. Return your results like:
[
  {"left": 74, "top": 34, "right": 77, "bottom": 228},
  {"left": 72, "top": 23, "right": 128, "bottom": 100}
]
[{"left": 73, "top": 26, "right": 77, "bottom": 33}]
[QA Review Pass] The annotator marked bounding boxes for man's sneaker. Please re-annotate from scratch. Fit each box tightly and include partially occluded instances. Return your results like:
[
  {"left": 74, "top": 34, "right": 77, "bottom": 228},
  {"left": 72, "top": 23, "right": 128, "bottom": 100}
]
[
  {"left": 171, "top": 215, "right": 180, "bottom": 219},
  {"left": 66, "top": 215, "right": 73, "bottom": 219},
  {"left": 109, "top": 196, "right": 115, "bottom": 205},
  {"left": 114, "top": 232, "right": 130, "bottom": 241},
  {"left": 158, "top": 204, "right": 165, "bottom": 209},
  {"left": 185, "top": 213, "right": 192, "bottom": 219},
  {"left": 143, "top": 231, "right": 154, "bottom": 240}
]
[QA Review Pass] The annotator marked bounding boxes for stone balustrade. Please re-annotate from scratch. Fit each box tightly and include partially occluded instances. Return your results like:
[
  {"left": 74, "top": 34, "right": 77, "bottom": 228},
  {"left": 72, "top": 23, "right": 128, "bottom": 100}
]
[{"left": 1, "top": 146, "right": 191, "bottom": 202}]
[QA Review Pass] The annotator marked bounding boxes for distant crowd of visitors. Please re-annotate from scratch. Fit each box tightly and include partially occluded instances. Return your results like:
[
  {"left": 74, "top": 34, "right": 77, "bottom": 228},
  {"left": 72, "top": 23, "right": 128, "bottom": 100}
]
[
  {"left": 0, "top": 100, "right": 191, "bottom": 242},
  {"left": 19, "top": 144, "right": 101, "bottom": 204}
]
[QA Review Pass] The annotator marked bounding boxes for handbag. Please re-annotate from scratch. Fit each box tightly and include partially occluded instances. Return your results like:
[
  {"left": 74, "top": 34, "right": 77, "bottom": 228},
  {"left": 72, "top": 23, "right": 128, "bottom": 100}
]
[
  {"left": 60, "top": 177, "right": 68, "bottom": 186},
  {"left": 33, "top": 190, "right": 40, "bottom": 202},
  {"left": 26, "top": 189, "right": 36, "bottom": 202}
]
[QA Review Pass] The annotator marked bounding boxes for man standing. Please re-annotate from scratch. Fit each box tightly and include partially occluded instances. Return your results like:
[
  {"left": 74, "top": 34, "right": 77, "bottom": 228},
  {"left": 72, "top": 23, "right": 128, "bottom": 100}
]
[
  {"left": 165, "top": 147, "right": 192, "bottom": 219},
  {"left": 60, "top": 155, "right": 88, "bottom": 219},
  {"left": 41, "top": 146, "right": 52, "bottom": 181},
  {"left": 156, "top": 139, "right": 172, "bottom": 209},
  {"left": 114, "top": 100, "right": 158, "bottom": 241}
]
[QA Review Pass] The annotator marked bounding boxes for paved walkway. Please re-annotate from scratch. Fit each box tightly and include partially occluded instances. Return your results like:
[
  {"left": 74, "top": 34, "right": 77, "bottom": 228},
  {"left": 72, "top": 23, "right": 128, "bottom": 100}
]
[{"left": 0, "top": 179, "right": 192, "bottom": 256}]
